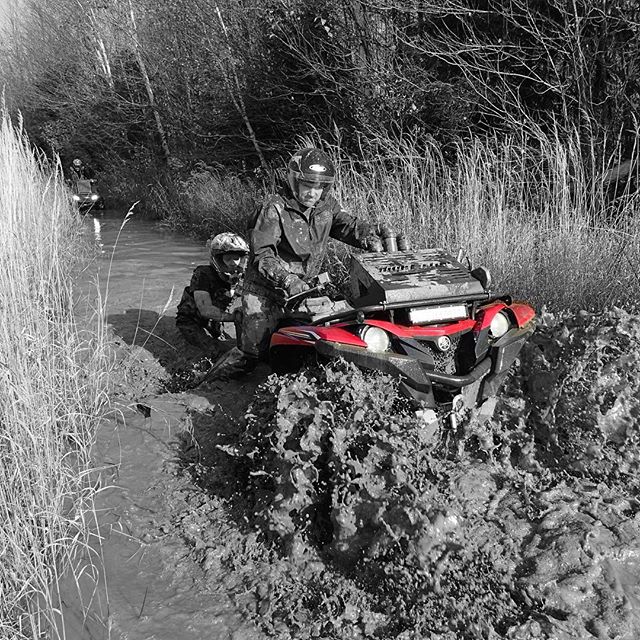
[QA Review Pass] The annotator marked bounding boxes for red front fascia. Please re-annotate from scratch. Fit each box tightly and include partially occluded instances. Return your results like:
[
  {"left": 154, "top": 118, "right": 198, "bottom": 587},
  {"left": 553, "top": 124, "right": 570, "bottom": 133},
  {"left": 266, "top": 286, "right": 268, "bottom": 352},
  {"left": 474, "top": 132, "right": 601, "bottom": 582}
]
[
  {"left": 363, "top": 318, "right": 476, "bottom": 338},
  {"left": 272, "top": 302, "right": 534, "bottom": 350},
  {"left": 273, "top": 318, "right": 476, "bottom": 348}
]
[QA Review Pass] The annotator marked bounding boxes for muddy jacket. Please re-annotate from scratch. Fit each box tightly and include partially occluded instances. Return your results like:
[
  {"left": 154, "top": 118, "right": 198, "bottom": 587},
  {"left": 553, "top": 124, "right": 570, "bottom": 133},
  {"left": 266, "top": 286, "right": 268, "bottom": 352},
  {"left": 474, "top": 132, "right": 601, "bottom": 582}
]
[
  {"left": 245, "top": 191, "right": 374, "bottom": 297},
  {"left": 176, "top": 265, "right": 235, "bottom": 327}
]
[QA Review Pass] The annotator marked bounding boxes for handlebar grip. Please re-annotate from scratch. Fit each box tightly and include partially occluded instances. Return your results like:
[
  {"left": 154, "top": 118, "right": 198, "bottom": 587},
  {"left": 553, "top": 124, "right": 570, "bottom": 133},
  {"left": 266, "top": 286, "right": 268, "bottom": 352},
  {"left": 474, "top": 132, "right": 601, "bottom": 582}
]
[{"left": 284, "top": 284, "right": 323, "bottom": 307}]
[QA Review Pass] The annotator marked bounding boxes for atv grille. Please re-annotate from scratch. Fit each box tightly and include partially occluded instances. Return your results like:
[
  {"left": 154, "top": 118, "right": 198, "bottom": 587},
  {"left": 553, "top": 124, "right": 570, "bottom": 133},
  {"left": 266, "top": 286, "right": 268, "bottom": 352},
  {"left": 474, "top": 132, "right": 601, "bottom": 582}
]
[
  {"left": 377, "top": 262, "right": 469, "bottom": 279},
  {"left": 417, "top": 335, "right": 461, "bottom": 375},
  {"left": 378, "top": 261, "right": 442, "bottom": 273}
]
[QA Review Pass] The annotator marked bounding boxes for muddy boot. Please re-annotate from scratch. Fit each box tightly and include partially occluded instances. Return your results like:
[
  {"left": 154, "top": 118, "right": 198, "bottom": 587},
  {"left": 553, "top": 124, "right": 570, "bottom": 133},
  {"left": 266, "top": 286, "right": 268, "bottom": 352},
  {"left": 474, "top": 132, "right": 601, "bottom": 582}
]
[{"left": 194, "top": 347, "right": 257, "bottom": 387}]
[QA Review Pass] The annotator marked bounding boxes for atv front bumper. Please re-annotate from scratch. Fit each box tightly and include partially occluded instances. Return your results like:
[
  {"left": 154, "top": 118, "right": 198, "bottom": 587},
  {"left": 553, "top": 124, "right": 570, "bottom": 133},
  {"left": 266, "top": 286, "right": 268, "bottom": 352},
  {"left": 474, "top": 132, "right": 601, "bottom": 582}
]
[{"left": 315, "top": 323, "right": 534, "bottom": 409}]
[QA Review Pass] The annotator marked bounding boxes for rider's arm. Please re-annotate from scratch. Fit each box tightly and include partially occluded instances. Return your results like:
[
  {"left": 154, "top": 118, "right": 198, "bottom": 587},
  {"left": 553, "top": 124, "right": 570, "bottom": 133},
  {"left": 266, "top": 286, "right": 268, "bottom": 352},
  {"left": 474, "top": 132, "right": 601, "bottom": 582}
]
[
  {"left": 326, "top": 196, "right": 379, "bottom": 249},
  {"left": 193, "top": 291, "right": 234, "bottom": 322},
  {"left": 251, "top": 197, "right": 292, "bottom": 288}
]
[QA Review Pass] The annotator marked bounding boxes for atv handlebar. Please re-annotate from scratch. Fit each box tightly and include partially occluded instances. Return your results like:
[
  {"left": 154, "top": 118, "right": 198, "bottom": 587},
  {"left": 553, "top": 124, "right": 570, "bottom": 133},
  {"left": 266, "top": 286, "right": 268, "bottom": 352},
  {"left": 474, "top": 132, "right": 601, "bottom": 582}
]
[
  {"left": 283, "top": 272, "right": 330, "bottom": 309},
  {"left": 284, "top": 283, "right": 325, "bottom": 308}
]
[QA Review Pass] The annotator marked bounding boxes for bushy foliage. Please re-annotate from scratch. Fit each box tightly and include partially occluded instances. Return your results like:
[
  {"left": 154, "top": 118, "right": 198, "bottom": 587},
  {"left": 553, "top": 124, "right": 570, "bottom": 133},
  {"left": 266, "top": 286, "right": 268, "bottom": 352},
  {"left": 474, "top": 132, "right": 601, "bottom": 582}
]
[
  {"left": 167, "top": 165, "right": 262, "bottom": 238},
  {"left": 4, "top": 0, "right": 638, "bottom": 181}
]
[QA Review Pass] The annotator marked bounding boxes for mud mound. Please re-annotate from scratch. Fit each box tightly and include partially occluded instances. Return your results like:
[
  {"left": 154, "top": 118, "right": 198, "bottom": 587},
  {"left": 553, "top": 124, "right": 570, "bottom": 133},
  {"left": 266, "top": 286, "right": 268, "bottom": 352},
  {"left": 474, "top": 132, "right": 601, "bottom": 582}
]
[
  {"left": 234, "top": 309, "right": 640, "bottom": 639},
  {"left": 505, "top": 307, "right": 640, "bottom": 492}
]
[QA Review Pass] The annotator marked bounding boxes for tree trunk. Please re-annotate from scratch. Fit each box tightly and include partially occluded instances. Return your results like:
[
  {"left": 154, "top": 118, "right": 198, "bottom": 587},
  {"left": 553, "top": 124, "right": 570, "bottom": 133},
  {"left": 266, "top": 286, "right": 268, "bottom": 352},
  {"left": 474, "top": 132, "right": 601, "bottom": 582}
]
[
  {"left": 86, "top": 7, "right": 114, "bottom": 89},
  {"left": 128, "top": 0, "right": 171, "bottom": 163},
  {"left": 215, "top": 5, "right": 269, "bottom": 174}
]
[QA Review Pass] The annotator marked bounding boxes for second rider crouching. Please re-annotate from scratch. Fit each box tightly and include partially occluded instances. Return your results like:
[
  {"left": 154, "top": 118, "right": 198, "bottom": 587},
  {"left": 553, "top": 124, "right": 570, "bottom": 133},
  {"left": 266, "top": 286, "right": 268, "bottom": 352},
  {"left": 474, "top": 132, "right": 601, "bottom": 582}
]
[{"left": 175, "top": 232, "right": 249, "bottom": 359}]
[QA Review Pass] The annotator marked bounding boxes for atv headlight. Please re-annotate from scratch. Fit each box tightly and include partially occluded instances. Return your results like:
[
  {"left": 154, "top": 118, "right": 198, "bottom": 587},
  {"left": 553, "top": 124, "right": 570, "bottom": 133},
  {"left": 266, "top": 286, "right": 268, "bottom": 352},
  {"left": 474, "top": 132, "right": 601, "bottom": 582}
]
[
  {"left": 489, "top": 311, "right": 511, "bottom": 339},
  {"left": 91, "top": 194, "right": 99, "bottom": 201},
  {"left": 72, "top": 195, "right": 80, "bottom": 201},
  {"left": 356, "top": 325, "right": 390, "bottom": 352}
]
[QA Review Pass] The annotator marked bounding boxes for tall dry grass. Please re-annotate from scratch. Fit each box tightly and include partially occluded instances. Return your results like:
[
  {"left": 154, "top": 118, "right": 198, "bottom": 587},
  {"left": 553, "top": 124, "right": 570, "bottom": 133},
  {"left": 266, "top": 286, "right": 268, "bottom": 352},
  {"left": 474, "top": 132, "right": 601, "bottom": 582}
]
[
  {"left": 0, "top": 113, "right": 110, "bottom": 638},
  {"left": 332, "top": 130, "right": 640, "bottom": 311},
  {"left": 166, "top": 165, "right": 262, "bottom": 238}
]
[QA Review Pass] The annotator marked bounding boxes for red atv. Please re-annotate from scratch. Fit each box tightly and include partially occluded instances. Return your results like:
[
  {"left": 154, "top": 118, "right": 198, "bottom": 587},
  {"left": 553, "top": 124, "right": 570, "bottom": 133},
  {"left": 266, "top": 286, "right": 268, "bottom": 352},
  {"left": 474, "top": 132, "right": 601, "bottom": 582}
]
[{"left": 269, "top": 247, "right": 536, "bottom": 424}]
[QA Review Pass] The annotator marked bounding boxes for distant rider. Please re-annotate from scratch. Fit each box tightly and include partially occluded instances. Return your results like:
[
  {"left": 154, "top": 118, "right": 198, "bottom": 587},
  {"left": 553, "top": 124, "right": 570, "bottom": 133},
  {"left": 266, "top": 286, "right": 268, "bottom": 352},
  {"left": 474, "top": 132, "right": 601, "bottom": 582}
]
[
  {"left": 212, "top": 146, "right": 384, "bottom": 378},
  {"left": 176, "top": 232, "right": 249, "bottom": 357},
  {"left": 68, "top": 158, "right": 94, "bottom": 181}
]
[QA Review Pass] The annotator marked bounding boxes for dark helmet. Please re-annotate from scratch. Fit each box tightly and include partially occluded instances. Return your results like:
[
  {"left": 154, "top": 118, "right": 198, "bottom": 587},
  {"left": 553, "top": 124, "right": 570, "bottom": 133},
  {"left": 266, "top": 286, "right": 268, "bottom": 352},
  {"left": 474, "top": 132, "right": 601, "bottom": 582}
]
[
  {"left": 287, "top": 148, "right": 335, "bottom": 202},
  {"left": 208, "top": 232, "right": 249, "bottom": 282}
]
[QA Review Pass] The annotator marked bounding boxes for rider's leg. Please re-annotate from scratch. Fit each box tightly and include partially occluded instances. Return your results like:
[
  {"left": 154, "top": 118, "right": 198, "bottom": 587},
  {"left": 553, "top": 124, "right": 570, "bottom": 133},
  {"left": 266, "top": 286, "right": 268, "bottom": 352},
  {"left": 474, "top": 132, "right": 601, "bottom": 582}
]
[
  {"left": 240, "top": 291, "right": 284, "bottom": 360},
  {"left": 207, "top": 291, "right": 283, "bottom": 380}
]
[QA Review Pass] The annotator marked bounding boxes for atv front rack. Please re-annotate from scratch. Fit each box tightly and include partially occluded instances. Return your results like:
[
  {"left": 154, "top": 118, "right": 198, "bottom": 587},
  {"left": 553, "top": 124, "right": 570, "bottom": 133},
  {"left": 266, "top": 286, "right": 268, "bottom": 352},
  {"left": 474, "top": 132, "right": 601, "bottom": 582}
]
[{"left": 349, "top": 248, "right": 488, "bottom": 306}]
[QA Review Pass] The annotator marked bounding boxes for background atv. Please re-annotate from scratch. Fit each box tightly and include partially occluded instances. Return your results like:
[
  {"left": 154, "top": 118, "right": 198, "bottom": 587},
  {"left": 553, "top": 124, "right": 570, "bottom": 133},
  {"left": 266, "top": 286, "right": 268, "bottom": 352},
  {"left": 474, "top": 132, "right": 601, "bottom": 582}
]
[
  {"left": 71, "top": 178, "right": 105, "bottom": 210},
  {"left": 270, "top": 246, "right": 536, "bottom": 424}
]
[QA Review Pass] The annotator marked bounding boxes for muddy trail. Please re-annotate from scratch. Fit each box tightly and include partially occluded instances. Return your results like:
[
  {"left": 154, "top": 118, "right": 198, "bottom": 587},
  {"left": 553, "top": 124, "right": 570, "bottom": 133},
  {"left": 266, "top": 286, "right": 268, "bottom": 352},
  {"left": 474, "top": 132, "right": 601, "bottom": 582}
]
[{"left": 66, "top": 212, "right": 640, "bottom": 639}]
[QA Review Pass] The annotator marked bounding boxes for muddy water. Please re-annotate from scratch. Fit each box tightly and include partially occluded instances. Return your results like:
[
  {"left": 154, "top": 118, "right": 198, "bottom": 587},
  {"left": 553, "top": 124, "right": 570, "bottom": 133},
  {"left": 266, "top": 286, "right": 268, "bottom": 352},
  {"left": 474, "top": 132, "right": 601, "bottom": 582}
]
[{"left": 62, "top": 211, "right": 265, "bottom": 640}]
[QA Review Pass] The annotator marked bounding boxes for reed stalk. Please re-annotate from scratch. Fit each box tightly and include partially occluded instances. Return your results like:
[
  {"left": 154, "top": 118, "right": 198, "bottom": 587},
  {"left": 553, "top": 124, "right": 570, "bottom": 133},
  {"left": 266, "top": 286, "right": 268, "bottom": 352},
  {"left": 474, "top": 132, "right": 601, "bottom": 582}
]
[{"left": 0, "top": 112, "right": 110, "bottom": 639}]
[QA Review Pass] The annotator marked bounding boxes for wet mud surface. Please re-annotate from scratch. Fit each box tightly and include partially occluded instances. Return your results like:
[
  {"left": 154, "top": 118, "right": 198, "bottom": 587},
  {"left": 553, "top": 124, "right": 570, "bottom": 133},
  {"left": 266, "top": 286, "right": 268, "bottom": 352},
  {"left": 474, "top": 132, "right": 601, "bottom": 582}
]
[{"left": 68, "top": 215, "right": 640, "bottom": 639}]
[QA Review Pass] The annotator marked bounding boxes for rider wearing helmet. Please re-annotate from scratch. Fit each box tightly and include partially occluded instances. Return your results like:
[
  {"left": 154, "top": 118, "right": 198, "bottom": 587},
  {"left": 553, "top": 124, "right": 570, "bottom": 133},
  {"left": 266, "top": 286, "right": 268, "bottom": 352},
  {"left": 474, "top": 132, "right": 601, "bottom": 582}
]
[
  {"left": 68, "top": 158, "right": 94, "bottom": 181},
  {"left": 208, "top": 232, "right": 249, "bottom": 285},
  {"left": 176, "top": 232, "right": 249, "bottom": 355},
  {"left": 212, "top": 146, "right": 383, "bottom": 378}
]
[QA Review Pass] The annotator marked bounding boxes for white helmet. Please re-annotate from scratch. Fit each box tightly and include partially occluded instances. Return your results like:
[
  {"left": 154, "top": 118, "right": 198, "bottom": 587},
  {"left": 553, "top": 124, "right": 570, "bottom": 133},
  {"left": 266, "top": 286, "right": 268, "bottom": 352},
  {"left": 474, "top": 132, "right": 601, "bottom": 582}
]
[{"left": 208, "top": 233, "right": 249, "bottom": 282}]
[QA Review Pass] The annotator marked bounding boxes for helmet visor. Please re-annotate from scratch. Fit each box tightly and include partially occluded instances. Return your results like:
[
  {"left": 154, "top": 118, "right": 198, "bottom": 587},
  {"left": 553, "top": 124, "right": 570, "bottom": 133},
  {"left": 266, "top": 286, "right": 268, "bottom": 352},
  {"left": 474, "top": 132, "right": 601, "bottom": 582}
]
[
  {"left": 300, "top": 173, "right": 334, "bottom": 186},
  {"left": 299, "top": 178, "right": 332, "bottom": 189}
]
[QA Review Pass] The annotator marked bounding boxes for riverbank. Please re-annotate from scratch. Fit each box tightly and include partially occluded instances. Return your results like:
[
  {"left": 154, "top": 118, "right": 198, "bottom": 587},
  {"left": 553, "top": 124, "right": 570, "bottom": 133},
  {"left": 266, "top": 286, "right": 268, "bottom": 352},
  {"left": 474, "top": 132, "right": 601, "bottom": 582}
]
[{"left": 3, "top": 108, "right": 639, "bottom": 637}]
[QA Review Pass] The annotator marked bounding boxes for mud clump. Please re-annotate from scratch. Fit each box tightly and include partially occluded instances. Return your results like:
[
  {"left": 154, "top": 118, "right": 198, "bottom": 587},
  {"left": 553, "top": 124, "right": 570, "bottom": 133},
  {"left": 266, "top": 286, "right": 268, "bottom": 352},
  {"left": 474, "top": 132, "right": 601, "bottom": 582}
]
[
  {"left": 512, "top": 307, "right": 640, "bottom": 492},
  {"left": 233, "top": 309, "right": 640, "bottom": 639}
]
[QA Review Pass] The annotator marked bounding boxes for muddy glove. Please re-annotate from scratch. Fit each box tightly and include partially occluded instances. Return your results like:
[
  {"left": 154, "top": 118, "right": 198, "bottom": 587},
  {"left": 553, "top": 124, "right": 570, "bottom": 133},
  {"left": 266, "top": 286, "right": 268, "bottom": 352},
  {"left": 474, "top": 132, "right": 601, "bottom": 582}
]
[{"left": 283, "top": 274, "right": 310, "bottom": 297}]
